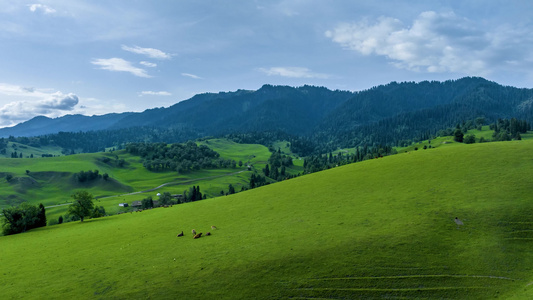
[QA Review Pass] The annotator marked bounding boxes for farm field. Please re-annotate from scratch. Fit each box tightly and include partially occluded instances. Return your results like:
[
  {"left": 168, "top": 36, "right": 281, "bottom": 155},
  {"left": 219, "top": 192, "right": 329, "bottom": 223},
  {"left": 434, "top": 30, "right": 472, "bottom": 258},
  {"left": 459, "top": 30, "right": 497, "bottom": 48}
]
[{"left": 1, "top": 139, "right": 533, "bottom": 298}]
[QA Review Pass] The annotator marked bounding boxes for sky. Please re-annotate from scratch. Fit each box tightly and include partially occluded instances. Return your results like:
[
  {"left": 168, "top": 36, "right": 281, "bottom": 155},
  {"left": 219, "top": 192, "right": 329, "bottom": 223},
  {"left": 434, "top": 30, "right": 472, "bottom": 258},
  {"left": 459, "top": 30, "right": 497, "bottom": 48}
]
[{"left": 1, "top": 0, "right": 532, "bottom": 128}]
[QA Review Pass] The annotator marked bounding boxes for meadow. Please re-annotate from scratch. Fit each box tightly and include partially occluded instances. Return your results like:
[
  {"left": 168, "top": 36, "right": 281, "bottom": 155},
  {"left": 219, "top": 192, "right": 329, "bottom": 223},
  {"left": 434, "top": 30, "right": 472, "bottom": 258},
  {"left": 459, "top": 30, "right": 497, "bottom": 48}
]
[
  {"left": 0, "top": 139, "right": 276, "bottom": 221},
  {"left": 1, "top": 139, "right": 533, "bottom": 298}
]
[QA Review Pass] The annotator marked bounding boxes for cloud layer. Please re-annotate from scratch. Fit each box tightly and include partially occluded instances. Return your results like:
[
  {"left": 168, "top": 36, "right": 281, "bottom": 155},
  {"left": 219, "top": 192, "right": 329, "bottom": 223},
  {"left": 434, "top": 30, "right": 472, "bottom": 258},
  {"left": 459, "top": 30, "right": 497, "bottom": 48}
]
[
  {"left": 121, "top": 45, "right": 172, "bottom": 59},
  {"left": 326, "top": 11, "right": 533, "bottom": 75},
  {"left": 0, "top": 83, "right": 79, "bottom": 126},
  {"left": 139, "top": 91, "right": 172, "bottom": 96},
  {"left": 259, "top": 67, "right": 330, "bottom": 79},
  {"left": 27, "top": 4, "right": 56, "bottom": 14},
  {"left": 91, "top": 58, "right": 151, "bottom": 78}
]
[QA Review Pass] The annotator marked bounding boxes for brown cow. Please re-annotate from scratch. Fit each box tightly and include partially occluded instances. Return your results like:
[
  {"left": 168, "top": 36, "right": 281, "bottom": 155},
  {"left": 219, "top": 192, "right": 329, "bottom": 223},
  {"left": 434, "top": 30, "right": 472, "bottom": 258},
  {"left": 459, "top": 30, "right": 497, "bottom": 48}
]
[
  {"left": 193, "top": 233, "right": 203, "bottom": 239},
  {"left": 177, "top": 231, "right": 184, "bottom": 237}
]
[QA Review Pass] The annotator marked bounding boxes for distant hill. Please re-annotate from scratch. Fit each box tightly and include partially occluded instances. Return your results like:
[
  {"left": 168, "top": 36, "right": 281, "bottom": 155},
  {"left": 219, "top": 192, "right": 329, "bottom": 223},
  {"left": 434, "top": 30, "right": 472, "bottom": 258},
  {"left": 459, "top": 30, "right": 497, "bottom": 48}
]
[
  {"left": 1, "top": 77, "right": 532, "bottom": 151},
  {"left": 0, "top": 113, "right": 134, "bottom": 138}
]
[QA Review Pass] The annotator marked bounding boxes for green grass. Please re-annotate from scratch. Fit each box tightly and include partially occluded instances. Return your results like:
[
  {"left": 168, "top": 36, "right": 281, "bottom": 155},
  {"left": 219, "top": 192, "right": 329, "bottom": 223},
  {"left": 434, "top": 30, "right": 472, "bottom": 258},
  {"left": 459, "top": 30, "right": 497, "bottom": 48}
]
[
  {"left": 0, "top": 139, "right": 272, "bottom": 222},
  {"left": 1, "top": 140, "right": 533, "bottom": 298},
  {"left": 1, "top": 142, "right": 63, "bottom": 158}
]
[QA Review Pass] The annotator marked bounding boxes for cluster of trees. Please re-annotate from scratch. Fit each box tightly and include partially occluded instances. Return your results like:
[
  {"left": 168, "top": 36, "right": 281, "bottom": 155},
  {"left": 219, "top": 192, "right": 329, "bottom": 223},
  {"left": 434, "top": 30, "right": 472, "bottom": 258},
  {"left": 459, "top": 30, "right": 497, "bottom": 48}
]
[
  {"left": 182, "top": 186, "right": 204, "bottom": 202},
  {"left": 490, "top": 118, "right": 530, "bottom": 141},
  {"left": 438, "top": 118, "right": 530, "bottom": 144},
  {"left": 67, "top": 191, "right": 105, "bottom": 222},
  {"left": 126, "top": 141, "right": 236, "bottom": 173},
  {"left": 140, "top": 187, "right": 204, "bottom": 209},
  {"left": 75, "top": 170, "right": 109, "bottom": 182},
  {"left": 249, "top": 173, "right": 268, "bottom": 189},
  {"left": 304, "top": 145, "right": 396, "bottom": 174},
  {"left": 261, "top": 148, "right": 295, "bottom": 181},
  {"left": 1, "top": 203, "right": 46, "bottom": 235}
]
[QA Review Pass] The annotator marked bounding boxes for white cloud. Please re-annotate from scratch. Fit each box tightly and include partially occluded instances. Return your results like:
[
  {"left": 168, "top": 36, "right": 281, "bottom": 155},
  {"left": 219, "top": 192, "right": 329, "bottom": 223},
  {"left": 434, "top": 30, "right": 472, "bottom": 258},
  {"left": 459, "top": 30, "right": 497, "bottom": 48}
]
[
  {"left": 0, "top": 83, "right": 79, "bottom": 127},
  {"left": 259, "top": 67, "right": 330, "bottom": 79},
  {"left": 91, "top": 58, "right": 151, "bottom": 78},
  {"left": 139, "top": 91, "right": 172, "bottom": 97},
  {"left": 140, "top": 61, "right": 157, "bottom": 68},
  {"left": 39, "top": 92, "right": 79, "bottom": 110},
  {"left": 181, "top": 73, "right": 202, "bottom": 79},
  {"left": 326, "top": 11, "right": 533, "bottom": 76},
  {"left": 121, "top": 45, "right": 171, "bottom": 59},
  {"left": 27, "top": 4, "right": 56, "bottom": 14}
]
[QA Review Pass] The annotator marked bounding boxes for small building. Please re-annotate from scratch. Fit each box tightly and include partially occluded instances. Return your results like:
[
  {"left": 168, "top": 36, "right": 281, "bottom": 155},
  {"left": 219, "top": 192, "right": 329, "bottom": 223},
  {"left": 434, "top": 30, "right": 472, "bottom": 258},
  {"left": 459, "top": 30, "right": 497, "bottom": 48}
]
[
  {"left": 119, "top": 203, "right": 129, "bottom": 207},
  {"left": 131, "top": 201, "right": 142, "bottom": 207}
]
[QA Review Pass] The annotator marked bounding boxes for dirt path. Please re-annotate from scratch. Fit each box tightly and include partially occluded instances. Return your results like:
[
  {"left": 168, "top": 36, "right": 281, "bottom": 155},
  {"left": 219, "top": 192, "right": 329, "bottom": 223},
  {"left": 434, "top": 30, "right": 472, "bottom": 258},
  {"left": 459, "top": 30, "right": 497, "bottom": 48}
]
[
  {"left": 38, "top": 169, "right": 249, "bottom": 208},
  {"left": 105, "top": 169, "right": 248, "bottom": 198}
]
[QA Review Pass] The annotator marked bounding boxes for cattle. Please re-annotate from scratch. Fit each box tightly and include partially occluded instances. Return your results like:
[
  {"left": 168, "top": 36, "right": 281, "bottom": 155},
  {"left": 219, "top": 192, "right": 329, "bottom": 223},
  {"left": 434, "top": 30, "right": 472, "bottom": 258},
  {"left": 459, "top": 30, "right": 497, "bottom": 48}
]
[
  {"left": 193, "top": 233, "right": 203, "bottom": 239},
  {"left": 192, "top": 229, "right": 196, "bottom": 236},
  {"left": 177, "top": 231, "right": 184, "bottom": 237},
  {"left": 211, "top": 225, "right": 217, "bottom": 230},
  {"left": 205, "top": 232, "right": 211, "bottom": 236},
  {"left": 454, "top": 217, "right": 464, "bottom": 226}
]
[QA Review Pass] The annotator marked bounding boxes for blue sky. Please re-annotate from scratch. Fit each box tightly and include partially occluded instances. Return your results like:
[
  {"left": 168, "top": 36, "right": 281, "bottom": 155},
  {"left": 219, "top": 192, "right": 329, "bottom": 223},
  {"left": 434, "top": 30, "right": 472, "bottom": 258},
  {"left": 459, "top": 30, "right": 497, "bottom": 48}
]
[{"left": 0, "top": 0, "right": 532, "bottom": 127}]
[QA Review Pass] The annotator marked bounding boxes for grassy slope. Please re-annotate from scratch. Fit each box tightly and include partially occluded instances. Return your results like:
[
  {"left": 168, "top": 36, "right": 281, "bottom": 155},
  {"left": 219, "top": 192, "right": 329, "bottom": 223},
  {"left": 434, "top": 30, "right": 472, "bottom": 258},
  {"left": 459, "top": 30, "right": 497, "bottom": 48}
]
[
  {"left": 1, "top": 140, "right": 533, "bottom": 299},
  {"left": 0, "top": 139, "right": 272, "bottom": 221},
  {"left": 1, "top": 142, "right": 63, "bottom": 158}
]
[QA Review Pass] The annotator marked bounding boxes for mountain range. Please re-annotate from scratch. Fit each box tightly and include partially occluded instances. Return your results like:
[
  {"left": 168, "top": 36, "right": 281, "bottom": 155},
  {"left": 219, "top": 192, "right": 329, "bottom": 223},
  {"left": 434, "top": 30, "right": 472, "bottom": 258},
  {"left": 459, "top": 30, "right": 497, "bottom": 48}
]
[{"left": 2, "top": 77, "right": 532, "bottom": 150}]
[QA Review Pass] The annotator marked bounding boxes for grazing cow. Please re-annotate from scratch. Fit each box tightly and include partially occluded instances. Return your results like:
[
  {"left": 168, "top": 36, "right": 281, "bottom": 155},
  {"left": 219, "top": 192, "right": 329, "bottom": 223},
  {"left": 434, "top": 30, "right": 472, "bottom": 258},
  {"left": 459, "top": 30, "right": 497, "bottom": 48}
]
[
  {"left": 192, "top": 229, "right": 196, "bottom": 236},
  {"left": 211, "top": 225, "right": 217, "bottom": 230},
  {"left": 205, "top": 232, "right": 211, "bottom": 236},
  {"left": 454, "top": 217, "right": 464, "bottom": 226},
  {"left": 177, "top": 231, "right": 184, "bottom": 237},
  {"left": 193, "top": 233, "right": 203, "bottom": 239}
]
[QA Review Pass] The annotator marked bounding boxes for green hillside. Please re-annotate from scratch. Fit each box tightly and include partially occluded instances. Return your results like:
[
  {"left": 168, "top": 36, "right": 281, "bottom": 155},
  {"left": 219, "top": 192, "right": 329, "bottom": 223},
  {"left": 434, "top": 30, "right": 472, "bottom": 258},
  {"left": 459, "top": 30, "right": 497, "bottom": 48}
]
[
  {"left": 1, "top": 140, "right": 533, "bottom": 298},
  {"left": 0, "top": 139, "right": 274, "bottom": 221}
]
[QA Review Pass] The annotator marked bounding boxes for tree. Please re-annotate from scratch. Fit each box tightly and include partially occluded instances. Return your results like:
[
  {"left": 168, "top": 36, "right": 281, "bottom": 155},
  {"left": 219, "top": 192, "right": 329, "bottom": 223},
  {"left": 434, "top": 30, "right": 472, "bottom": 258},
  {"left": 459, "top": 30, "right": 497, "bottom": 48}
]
[
  {"left": 92, "top": 206, "right": 106, "bottom": 218},
  {"left": 67, "top": 191, "right": 94, "bottom": 222},
  {"left": 36, "top": 203, "right": 47, "bottom": 228},
  {"left": 159, "top": 192, "right": 172, "bottom": 205},
  {"left": 454, "top": 129, "right": 464, "bottom": 143},
  {"left": 463, "top": 134, "right": 476, "bottom": 144},
  {"left": 141, "top": 196, "right": 154, "bottom": 209},
  {"left": 228, "top": 184, "right": 235, "bottom": 195},
  {"left": 263, "top": 164, "right": 270, "bottom": 177},
  {"left": 58, "top": 215, "right": 63, "bottom": 224},
  {"left": 1, "top": 203, "right": 40, "bottom": 235}
]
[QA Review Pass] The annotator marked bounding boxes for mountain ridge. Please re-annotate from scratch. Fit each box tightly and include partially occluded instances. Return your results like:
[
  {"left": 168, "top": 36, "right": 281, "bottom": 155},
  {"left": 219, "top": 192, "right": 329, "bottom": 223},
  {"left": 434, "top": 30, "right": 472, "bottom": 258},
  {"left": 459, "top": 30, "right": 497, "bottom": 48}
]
[{"left": 1, "top": 77, "right": 532, "bottom": 151}]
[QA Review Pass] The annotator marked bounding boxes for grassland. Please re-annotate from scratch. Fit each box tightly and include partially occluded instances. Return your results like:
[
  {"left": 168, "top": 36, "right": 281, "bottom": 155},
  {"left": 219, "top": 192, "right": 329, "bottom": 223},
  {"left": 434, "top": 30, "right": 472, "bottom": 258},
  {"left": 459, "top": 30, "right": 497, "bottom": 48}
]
[
  {"left": 1, "top": 141, "right": 63, "bottom": 158},
  {"left": 0, "top": 139, "right": 275, "bottom": 222},
  {"left": 1, "top": 139, "right": 533, "bottom": 299}
]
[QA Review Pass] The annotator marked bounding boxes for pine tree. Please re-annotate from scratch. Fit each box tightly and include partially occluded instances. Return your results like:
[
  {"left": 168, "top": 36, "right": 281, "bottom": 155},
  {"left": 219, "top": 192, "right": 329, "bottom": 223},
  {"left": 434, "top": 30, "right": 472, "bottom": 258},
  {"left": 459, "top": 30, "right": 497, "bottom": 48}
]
[{"left": 37, "top": 203, "right": 46, "bottom": 228}]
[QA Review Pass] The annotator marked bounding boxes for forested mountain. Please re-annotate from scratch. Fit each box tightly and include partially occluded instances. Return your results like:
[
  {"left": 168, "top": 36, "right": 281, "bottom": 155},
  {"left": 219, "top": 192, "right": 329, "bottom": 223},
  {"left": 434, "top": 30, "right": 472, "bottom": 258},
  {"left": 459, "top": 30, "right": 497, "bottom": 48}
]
[
  {"left": 1, "top": 77, "right": 532, "bottom": 153},
  {"left": 0, "top": 113, "right": 134, "bottom": 138}
]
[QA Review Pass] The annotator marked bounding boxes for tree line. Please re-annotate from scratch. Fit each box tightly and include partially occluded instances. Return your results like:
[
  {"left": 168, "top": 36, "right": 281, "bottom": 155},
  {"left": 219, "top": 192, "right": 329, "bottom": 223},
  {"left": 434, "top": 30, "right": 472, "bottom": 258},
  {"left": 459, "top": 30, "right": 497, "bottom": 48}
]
[
  {"left": 125, "top": 141, "right": 236, "bottom": 172},
  {"left": 1, "top": 203, "right": 46, "bottom": 235}
]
